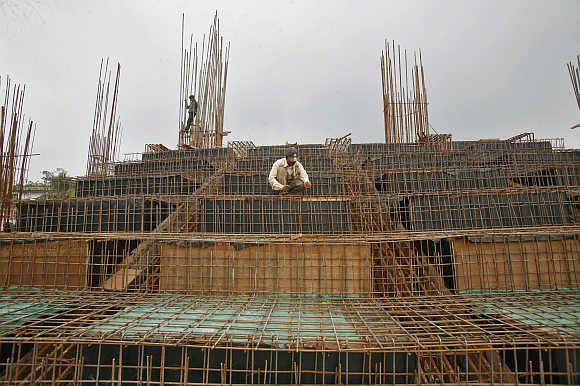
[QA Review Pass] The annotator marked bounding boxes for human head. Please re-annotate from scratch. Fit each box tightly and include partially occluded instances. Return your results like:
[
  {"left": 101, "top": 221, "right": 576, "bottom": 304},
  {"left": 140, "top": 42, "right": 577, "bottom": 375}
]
[
  {"left": 285, "top": 147, "right": 298, "bottom": 165},
  {"left": 189, "top": 95, "right": 195, "bottom": 101}
]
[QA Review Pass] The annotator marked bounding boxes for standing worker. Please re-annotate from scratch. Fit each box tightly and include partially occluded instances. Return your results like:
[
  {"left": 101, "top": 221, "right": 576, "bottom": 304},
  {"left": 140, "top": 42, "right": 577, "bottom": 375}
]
[
  {"left": 184, "top": 94, "right": 198, "bottom": 132},
  {"left": 268, "top": 147, "right": 312, "bottom": 194}
]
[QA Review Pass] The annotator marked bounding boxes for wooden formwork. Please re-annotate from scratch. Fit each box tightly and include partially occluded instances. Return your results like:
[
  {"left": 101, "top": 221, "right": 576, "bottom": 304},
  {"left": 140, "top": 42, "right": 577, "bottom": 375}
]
[
  {"left": 0, "top": 240, "right": 89, "bottom": 289},
  {"left": 452, "top": 236, "right": 579, "bottom": 291},
  {"left": 159, "top": 242, "right": 372, "bottom": 295}
]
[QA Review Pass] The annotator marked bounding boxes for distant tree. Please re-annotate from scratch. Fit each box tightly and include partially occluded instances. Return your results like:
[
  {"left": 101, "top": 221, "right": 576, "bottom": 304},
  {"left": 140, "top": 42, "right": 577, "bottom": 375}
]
[
  {"left": 42, "top": 168, "right": 75, "bottom": 198},
  {"left": 24, "top": 168, "right": 75, "bottom": 198}
]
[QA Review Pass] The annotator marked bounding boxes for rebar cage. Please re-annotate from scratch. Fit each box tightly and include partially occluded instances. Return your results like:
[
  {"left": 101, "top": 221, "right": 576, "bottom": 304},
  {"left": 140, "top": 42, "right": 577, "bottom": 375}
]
[{"left": 0, "top": 137, "right": 578, "bottom": 384}]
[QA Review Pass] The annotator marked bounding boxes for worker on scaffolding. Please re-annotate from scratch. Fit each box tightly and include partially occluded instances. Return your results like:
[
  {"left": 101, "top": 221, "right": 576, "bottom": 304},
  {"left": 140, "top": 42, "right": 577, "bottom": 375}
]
[
  {"left": 184, "top": 94, "right": 198, "bottom": 132},
  {"left": 268, "top": 147, "right": 312, "bottom": 194}
]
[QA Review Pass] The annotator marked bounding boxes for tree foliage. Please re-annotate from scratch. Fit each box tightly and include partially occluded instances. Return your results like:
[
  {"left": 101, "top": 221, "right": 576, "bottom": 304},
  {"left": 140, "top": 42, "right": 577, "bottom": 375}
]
[{"left": 25, "top": 168, "right": 75, "bottom": 198}]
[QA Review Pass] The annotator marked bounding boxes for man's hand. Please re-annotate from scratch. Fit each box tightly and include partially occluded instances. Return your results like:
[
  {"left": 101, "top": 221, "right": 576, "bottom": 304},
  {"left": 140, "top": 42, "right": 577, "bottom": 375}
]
[
  {"left": 281, "top": 185, "right": 290, "bottom": 192},
  {"left": 304, "top": 181, "right": 312, "bottom": 189}
]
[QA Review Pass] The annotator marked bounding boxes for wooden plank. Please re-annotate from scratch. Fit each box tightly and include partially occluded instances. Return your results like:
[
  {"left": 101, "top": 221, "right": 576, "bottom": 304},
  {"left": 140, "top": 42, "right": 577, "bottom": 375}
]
[
  {"left": 453, "top": 237, "right": 579, "bottom": 291},
  {"left": 159, "top": 242, "right": 372, "bottom": 295},
  {"left": 0, "top": 240, "right": 89, "bottom": 289}
]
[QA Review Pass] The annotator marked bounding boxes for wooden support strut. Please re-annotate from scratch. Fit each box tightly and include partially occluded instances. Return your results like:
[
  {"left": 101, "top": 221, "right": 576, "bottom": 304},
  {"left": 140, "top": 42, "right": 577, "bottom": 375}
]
[{"left": 102, "top": 168, "right": 225, "bottom": 290}]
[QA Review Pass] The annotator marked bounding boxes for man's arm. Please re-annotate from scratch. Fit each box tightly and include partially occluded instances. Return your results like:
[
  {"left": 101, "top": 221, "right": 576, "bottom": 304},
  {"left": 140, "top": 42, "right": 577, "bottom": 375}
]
[
  {"left": 268, "top": 160, "right": 284, "bottom": 191},
  {"left": 296, "top": 162, "right": 310, "bottom": 184}
]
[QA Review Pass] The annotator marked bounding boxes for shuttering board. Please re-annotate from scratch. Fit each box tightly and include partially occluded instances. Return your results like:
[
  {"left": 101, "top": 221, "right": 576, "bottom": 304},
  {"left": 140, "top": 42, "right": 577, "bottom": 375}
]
[
  {"left": 16, "top": 199, "right": 174, "bottom": 232},
  {"left": 235, "top": 158, "right": 333, "bottom": 172},
  {"left": 160, "top": 242, "right": 372, "bottom": 294},
  {"left": 369, "top": 148, "right": 560, "bottom": 169},
  {"left": 352, "top": 141, "right": 554, "bottom": 154},
  {"left": 141, "top": 147, "right": 231, "bottom": 160},
  {"left": 114, "top": 158, "right": 219, "bottom": 175},
  {"left": 223, "top": 173, "right": 342, "bottom": 195},
  {"left": 408, "top": 191, "right": 573, "bottom": 231},
  {"left": 452, "top": 237, "right": 579, "bottom": 291},
  {"left": 0, "top": 240, "right": 89, "bottom": 289},
  {"left": 247, "top": 144, "right": 327, "bottom": 158},
  {"left": 362, "top": 146, "right": 578, "bottom": 176},
  {"left": 79, "top": 344, "right": 415, "bottom": 384},
  {"left": 198, "top": 198, "right": 352, "bottom": 234},
  {"left": 376, "top": 169, "right": 510, "bottom": 194},
  {"left": 376, "top": 165, "right": 580, "bottom": 193},
  {"left": 75, "top": 174, "right": 203, "bottom": 197}
]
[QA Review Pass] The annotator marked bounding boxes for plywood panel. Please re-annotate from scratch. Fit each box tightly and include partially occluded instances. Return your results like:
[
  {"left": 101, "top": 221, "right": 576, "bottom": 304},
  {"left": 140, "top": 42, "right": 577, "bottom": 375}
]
[
  {"left": 453, "top": 237, "right": 579, "bottom": 291},
  {"left": 0, "top": 240, "right": 89, "bottom": 289},
  {"left": 160, "top": 242, "right": 372, "bottom": 295}
]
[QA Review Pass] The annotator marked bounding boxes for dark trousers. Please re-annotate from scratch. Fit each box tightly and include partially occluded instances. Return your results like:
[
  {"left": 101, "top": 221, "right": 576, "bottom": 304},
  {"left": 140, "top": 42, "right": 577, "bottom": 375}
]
[
  {"left": 276, "top": 179, "right": 305, "bottom": 194},
  {"left": 186, "top": 113, "right": 194, "bottom": 129}
]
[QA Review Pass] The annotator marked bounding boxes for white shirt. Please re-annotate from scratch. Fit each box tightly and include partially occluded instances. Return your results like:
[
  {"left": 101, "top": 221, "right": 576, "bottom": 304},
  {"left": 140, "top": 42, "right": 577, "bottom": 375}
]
[{"left": 268, "top": 158, "right": 310, "bottom": 191}]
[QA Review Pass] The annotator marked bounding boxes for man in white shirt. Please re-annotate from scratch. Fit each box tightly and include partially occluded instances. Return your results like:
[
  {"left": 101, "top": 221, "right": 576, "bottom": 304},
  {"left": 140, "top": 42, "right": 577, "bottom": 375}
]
[{"left": 268, "top": 147, "right": 312, "bottom": 194}]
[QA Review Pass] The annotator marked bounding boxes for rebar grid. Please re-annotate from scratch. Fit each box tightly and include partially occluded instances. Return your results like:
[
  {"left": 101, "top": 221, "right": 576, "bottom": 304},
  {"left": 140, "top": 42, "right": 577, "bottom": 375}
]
[
  {"left": 0, "top": 76, "right": 35, "bottom": 231},
  {"left": 1, "top": 225, "right": 577, "bottom": 242},
  {"left": 1, "top": 137, "right": 578, "bottom": 384},
  {"left": 8, "top": 139, "right": 577, "bottom": 237},
  {"left": 1, "top": 342, "right": 577, "bottom": 385},
  {"left": 0, "top": 288, "right": 577, "bottom": 351},
  {"left": 0, "top": 234, "right": 577, "bottom": 295},
  {"left": 12, "top": 191, "right": 577, "bottom": 235}
]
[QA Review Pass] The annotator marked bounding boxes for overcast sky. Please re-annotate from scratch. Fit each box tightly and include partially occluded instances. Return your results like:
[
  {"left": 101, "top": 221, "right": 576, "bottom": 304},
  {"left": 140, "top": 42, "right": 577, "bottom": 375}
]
[{"left": 1, "top": 0, "right": 579, "bottom": 180}]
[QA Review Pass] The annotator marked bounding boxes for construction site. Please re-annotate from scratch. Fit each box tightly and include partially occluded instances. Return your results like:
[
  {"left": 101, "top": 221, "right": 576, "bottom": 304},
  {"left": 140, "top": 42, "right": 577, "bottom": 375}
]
[{"left": 0, "top": 13, "right": 579, "bottom": 385}]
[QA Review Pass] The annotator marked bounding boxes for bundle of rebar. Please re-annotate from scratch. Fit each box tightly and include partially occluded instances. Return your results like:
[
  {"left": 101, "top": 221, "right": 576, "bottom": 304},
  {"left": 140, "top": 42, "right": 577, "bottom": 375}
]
[
  {"left": 380, "top": 40, "right": 429, "bottom": 143},
  {"left": 567, "top": 55, "right": 580, "bottom": 131},
  {"left": 178, "top": 12, "right": 230, "bottom": 148},
  {"left": 86, "top": 58, "right": 122, "bottom": 176},
  {"left": 567, "top": 55, "right": 580, "bottom": 111},
  {"left": 0, "top": 76, "right": 35, "bottom": 231}
]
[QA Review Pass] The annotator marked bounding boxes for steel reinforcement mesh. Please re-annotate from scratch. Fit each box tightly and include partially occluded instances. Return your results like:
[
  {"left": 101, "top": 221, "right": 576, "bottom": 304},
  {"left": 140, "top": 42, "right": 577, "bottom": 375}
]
[
  {"left": 11, "top": 141, "right": 580, "bottom": 236},
  {"left": 0, "top": 235, "right": 577, "bottom": 294},
  {"left": 0, "top": 289, "right": 578, "bottom": 384},
  {"left": 1, "top": 138, "right": 579, "bottom": 384}
]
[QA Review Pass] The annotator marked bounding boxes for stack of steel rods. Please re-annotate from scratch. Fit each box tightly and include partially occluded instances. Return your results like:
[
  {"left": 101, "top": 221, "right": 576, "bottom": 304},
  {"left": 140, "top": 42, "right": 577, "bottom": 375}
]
[
  {"left": 380, "top": 40, "right": 429, "bottom": 143},
  {"left": 0, "top": 75, "right": 35, "bottom": 231},
  {"left": 178, "top": 12, "right": 230, "bottom": 148},
  {"left": 567, "top": 55, "right": 579, "bottom": 128},
  {"left": 86, "top": 59, "right": 122, "bottom": 176}
]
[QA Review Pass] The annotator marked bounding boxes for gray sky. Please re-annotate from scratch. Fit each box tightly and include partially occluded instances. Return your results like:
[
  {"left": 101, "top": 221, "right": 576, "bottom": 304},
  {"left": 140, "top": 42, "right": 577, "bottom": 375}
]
[{"left": 1, "top": 0, "right": 579, "bottom": 180}]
